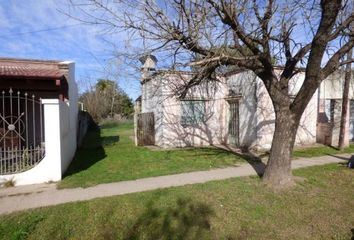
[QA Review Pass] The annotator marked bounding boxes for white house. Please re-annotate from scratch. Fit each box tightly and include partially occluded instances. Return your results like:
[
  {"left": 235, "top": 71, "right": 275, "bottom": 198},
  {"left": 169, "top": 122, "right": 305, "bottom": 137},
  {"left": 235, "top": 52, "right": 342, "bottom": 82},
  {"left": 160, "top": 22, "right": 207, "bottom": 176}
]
[
  {"left": 135, "top": 55, "right": 354, "bottom": 150},
  {"left": 0, "top": 58, "right": 78, "bottom": 186}
]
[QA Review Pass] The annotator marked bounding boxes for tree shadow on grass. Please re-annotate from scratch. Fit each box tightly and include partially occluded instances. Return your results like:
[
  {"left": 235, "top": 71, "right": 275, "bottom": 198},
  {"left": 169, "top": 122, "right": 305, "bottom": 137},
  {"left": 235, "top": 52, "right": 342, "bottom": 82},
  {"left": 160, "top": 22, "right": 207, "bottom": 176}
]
[
  {"left": 63, "top": 128, "right": 120, "bottom": 177},
  {"left": 123, "top": 197, "right": 214, "bottom": 240},
  {"left": 326, "top": 154, "right": 351, "bottom": 161},
  {"left": 322, "top": 154, "right": 353, "bottom": 169},
  {"left": 215, "top": 145, "right": 266, "bottom": 177},
  {"left": 101, "top": 135, "right": 120, "bottom": 147}
]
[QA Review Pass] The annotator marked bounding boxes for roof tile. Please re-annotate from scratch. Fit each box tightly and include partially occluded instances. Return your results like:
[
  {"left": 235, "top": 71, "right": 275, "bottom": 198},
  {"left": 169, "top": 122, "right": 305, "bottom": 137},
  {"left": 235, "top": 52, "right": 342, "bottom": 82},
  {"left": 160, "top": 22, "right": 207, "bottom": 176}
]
[{"left": 0, "top": 64, "right": 63, "bottom": 79}]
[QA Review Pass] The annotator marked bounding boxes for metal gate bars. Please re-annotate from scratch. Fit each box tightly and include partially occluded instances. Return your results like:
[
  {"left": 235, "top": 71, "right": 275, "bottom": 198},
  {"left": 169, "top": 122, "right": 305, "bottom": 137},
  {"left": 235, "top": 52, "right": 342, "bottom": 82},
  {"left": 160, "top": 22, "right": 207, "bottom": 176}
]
[{"left": 0, "top": 88, "right": 45, "bottom": 175}]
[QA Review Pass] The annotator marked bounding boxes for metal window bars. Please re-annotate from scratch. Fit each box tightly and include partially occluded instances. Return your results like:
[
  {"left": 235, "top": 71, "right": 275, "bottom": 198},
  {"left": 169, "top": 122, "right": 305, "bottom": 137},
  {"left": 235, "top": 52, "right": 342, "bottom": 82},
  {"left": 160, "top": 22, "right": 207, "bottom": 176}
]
[{"left": 0, "top": 88, "right": 45, "bottom": 175}]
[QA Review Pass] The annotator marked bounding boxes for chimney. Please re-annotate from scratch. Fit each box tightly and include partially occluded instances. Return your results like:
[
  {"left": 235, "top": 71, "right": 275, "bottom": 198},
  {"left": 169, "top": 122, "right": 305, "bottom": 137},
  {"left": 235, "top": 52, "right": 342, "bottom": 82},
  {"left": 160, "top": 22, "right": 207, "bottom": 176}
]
[{"left": 139, "top": 54, "right": 157, "bottom": 80}]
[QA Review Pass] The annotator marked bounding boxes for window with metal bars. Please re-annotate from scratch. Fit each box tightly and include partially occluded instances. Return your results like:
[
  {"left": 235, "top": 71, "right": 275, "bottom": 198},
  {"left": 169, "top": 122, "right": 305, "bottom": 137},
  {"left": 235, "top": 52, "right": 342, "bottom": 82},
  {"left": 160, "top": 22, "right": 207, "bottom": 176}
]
[{"left": 181, "top": 100, "right": 206, "bottom": 126}]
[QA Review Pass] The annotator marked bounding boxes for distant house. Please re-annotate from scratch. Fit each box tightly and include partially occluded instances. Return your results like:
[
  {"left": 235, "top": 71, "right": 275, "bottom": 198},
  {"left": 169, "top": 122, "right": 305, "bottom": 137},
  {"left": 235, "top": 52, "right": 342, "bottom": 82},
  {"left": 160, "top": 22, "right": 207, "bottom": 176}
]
[
  {"left": 0, "top": 58, "right": 78, "bottom": 186},
  {"left": 135, "top": 55, "right": 354, "bottom": 149}
]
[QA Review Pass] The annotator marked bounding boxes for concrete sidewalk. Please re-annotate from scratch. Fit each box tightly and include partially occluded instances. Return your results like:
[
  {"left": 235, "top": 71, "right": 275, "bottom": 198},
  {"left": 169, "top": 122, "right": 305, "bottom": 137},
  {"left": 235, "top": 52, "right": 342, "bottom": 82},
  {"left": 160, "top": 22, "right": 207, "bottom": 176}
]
[{"left": 0, "top": 154, "right": 350, "bottom": 215}]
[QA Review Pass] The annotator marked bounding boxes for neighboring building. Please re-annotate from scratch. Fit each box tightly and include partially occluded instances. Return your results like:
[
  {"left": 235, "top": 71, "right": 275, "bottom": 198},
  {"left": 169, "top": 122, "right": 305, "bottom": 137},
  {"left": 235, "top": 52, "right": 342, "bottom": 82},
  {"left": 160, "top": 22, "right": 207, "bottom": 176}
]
[
  {"left": 0, "top": 58, "right": 78, "bottom": 186},
  {"left": 135, "top": 55, "right": 354, "bottom": 150}
]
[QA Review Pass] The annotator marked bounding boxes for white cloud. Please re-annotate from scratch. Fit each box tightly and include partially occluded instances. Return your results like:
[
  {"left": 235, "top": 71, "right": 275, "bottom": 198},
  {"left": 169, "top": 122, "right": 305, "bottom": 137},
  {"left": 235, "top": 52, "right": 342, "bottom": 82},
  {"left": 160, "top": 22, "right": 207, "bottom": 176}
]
[{"left": 0, "top": 0, "right": 140, "bottom": 99}]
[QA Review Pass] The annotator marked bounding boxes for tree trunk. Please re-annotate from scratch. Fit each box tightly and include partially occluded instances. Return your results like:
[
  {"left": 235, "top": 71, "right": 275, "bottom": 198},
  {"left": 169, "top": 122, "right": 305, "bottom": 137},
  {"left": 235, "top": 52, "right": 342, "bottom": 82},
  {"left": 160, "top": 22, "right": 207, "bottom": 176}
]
[
  {"left": 338, "top": 48, "right": 353, "bottom": 150},
  {"left": 263, "top": 110, "right": 299, "bottom": 189}
]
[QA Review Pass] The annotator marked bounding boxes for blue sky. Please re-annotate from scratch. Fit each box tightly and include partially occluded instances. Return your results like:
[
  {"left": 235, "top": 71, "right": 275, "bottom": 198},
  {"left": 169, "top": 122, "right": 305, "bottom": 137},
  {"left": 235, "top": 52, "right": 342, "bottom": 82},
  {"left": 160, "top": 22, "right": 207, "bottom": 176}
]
[{"left": 0, "top": 0, "right": 140, "bottom": 100}]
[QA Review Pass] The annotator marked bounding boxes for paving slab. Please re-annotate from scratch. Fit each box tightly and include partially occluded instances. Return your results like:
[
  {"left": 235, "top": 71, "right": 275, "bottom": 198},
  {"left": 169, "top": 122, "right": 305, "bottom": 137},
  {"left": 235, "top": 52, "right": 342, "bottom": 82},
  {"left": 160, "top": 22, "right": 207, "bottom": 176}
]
[{"left": 0, "top": 154, "right": 350, "bottom": 215}]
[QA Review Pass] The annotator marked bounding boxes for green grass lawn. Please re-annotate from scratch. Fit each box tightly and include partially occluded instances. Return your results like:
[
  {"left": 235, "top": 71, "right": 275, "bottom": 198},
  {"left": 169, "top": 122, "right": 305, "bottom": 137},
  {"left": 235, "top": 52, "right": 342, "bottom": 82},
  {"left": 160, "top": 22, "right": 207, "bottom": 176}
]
[
  {"left": 58, "top": 121, "right": 354, "bottom": 189},
  {"left": 1, "top": 164, "right": 353, "bottom": 240},
  {"left": 293, "top": 144, "right": 354, "bottom": 158},
  {"left": 58, "top": 121, "right": 248, "bottom": 188}
]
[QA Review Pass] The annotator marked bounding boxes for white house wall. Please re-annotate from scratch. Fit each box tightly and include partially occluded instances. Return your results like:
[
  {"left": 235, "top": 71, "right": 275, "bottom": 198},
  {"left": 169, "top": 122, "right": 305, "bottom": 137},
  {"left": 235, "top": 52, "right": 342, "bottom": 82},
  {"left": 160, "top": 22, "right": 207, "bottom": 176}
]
[
  {"left": 141, "top": 76, "right": 164, "bottom": 146},
  {"left": 141, "top": 70, "right": 319, "bottom": 150},
  {"left": 143, "top": 73, "right": 228, "bottom": 148},
  {"left": 180, "top": 77, "right": 228, "bottom": 147},
  {"left": 317, "top": 71, "right": 354, "bottom": 147},
  {"left": 227, "top": 71, "right": 258, "bottom": 148},
  {"left": 255, "top": 72, "right": 318, "bottom": 149},
  {"left": 319, "top": 71, "right": 354, "bottom": 99}
]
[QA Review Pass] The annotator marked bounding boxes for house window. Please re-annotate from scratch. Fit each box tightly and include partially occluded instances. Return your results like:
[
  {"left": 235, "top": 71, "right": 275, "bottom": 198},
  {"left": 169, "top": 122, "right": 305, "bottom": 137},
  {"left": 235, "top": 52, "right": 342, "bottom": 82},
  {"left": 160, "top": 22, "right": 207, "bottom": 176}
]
[{"left": 181, "top": 100, "right": 206, "bottom": 126}]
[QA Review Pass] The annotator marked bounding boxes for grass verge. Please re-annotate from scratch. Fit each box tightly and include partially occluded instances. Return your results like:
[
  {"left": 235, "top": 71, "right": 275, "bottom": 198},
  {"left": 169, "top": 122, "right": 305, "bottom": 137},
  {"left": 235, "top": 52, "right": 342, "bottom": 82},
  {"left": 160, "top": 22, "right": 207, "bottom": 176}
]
[
  {"left": 1, "top": 164, "right": 353, "bottom": 240},
  {"left": 293, "top": 144, "right": 354, "bottom": 158}
]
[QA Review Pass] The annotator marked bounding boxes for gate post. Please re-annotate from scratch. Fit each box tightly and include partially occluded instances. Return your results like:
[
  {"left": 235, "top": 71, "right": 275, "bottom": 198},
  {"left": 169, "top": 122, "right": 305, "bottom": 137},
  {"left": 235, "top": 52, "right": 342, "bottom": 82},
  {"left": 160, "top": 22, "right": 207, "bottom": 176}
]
[{"left": 42, "top": 99, "right": 62, "bottom": 181}]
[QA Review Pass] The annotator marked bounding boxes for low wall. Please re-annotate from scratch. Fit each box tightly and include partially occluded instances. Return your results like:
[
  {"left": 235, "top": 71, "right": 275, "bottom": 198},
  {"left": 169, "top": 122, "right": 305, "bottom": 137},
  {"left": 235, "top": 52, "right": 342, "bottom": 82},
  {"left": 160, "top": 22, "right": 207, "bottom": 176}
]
[
  {"left": 77, "top": 111, "right": 95, "bottom": 147},
  {"left": 59, "top": 100, "right": 77, "bottom": 175}
]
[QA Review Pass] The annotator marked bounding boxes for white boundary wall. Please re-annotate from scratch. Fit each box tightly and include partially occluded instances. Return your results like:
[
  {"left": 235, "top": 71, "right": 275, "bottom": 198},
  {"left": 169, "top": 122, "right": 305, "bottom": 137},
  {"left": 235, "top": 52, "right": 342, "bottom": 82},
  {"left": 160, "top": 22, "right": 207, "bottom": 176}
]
[
  {"left": 0, "top": 62, "right": 78, "bottom": 186},
  {"left": 0, "top": 99, "right": 77, "bottom": 186}
]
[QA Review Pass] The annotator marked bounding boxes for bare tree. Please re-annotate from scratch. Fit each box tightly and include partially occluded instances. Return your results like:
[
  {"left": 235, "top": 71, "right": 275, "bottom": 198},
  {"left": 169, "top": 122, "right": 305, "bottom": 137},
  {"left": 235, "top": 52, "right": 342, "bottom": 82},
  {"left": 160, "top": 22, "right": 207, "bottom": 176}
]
[
  {"left": 67, "top": 0, "right": 354, "bottom": 189},
  {"left": 81, "top": 79, "right": 134, "bottom": 122}
]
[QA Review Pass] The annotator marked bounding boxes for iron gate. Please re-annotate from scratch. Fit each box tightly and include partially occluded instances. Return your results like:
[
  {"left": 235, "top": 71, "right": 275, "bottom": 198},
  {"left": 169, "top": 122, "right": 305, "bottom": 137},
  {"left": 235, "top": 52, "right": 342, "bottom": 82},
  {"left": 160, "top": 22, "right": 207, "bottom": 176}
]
[
  {"left": 0, "top": 88, "right": 45, "bottom": 175},
  {"left": 228, "top": 101, "right": 239, "bottom": 146}
]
